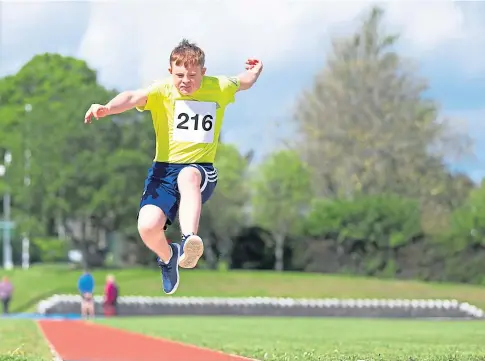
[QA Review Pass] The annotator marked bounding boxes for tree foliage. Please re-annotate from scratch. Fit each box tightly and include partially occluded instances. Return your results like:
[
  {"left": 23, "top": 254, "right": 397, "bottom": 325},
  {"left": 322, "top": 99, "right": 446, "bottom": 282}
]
[
  {"left": 252, "top": 150, "right": 312, "bottom": 271},
  {"left": 0, "top": 53, "right": 153, "bottom": 266},
  {"left": 292, "top": 7, "right": 470, "bottom": 208}
]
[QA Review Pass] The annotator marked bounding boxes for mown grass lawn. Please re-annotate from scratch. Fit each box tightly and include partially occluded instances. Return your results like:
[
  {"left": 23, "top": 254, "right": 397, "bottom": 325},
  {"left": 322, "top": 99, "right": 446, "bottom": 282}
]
[
  {"left": 99, "top": 316, "right": 485, "bottom": 361},
  {"left": 0, "top": 320, "right": 51, "bottom": 361}
]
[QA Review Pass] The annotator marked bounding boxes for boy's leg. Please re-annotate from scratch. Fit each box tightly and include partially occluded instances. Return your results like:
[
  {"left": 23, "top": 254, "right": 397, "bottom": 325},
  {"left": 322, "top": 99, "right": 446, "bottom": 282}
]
[
  {"left": 138, "top": 205, "right": 181, "bottom": 295},
  {"left": 137, "top": 205, "right": 172, "bottom": 262},
  {"left": 177, "top": 164, "right": 218, "bottom": 269},
  {"left": 177, "top": 166, "right": 203, "bottom": 235},
  {"left": 138, "top": 170, "right": 182, "bottom": 294}
]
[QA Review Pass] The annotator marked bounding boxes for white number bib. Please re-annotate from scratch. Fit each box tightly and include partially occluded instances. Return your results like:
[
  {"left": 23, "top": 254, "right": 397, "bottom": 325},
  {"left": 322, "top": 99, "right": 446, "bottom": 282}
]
[{"left": 172, "top": 100, "right": 216, "bottom": 143}]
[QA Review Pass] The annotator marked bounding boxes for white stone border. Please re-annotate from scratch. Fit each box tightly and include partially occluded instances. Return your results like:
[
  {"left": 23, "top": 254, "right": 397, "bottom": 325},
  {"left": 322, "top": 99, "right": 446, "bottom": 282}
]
[{"left": 36, "top": 294, "right": 485, "bottom": 318}]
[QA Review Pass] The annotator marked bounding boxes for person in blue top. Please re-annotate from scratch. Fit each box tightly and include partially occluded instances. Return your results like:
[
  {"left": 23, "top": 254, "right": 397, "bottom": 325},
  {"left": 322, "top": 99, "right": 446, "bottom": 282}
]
[{"left": 78, "top": 269, "right": 95, "bottom": 318}]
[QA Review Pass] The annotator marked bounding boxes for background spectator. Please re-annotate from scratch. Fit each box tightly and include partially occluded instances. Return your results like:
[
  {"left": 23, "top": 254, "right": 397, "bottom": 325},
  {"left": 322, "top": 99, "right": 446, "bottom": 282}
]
[
  {"left": 77, "top": 269, "right": 95, "bottom": 318},
  {"left": 103, "top": 274, "right": 119, "bottom": 317},
  {"left": 0, "top": 276, "right": 13, "bottom": 315}
]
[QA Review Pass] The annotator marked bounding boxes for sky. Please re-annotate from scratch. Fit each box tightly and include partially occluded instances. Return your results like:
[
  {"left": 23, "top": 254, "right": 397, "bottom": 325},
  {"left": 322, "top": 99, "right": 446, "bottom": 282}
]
[{"left": 1, "top": 0, "right": 485, "bottom": 181}]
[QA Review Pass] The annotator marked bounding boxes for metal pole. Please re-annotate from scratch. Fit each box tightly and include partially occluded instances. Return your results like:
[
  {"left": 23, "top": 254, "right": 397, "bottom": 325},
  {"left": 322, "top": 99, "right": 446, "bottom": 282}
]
[
  {"left": 23, "top": 150, "right": 31, "bottom": 270},
  {"left": 24, "top": 104, "right": 32, "bottom": 270},
  {"left": 22, "top": 234, "right": 29, "bottom": 269},
  {"left": 3, "top": 192, "right": 13, "bottom": 270}
]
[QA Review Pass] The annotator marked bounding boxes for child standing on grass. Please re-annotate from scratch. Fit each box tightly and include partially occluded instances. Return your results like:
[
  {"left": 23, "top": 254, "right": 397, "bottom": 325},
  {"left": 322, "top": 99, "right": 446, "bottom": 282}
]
[
  {"left": 78, "top": 270, "right": 95, "bottom": 318},
  {"left": 0, "top": 276, "right": 13, "bottom": 314},
  {"left": 103, "top": 274, "right": 119, "bottom": 317}
]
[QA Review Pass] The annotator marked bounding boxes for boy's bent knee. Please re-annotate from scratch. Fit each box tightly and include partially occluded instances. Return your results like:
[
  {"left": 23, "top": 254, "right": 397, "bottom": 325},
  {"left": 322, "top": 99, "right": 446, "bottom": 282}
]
[
  {"left": 178, "top": 167, "right": 202, "bottom": 189},
  {"left": 137, "top": 205, "right": 166, "bottom": 237}
]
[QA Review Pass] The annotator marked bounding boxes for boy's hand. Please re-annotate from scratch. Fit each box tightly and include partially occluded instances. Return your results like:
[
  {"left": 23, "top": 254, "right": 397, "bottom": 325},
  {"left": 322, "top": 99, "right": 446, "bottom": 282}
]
[
  {"left": 245, "top": 58, "right": 263, "bottom": 74},
  {"left": 84, "top": 104, "right": 110, "bottom": 124}
]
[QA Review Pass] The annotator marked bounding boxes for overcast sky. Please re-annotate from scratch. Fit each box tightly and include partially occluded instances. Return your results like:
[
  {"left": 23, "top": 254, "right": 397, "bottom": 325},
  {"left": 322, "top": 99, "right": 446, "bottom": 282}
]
[{"left": 2, "top": 0, "right": 485, "bottom": 180}]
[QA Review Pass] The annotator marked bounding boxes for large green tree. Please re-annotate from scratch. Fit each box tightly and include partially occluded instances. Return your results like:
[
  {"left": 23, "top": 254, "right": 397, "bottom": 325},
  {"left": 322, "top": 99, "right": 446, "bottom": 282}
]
[
  {"left": 0, "top": 53, "right": 154, "bottom": 267},
  {"left": 292, "top": 6, "right": 471, "bottom": 209}
]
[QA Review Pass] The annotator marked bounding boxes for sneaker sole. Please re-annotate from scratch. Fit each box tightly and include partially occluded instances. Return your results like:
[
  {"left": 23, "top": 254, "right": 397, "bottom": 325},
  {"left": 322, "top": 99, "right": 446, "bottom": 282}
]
[{"left": 179, "top": 235, "right": 204, "bottom": 269}]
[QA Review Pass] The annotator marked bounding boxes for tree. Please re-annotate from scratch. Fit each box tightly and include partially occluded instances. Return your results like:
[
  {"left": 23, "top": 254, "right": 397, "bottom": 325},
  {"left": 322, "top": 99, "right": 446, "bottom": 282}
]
[
  {"left": 0, "top": 53, "right": 154, "bottom": 267},
  {"left": 252, "top": 150, "right": 312, "bottom": 271},
  {"left": 292, "top": 6, "right": 471, "bottom": 208}
]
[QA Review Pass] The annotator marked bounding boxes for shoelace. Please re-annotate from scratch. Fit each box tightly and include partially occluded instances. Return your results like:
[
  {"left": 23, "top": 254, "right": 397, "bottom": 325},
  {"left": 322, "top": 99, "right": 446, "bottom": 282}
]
[
  {"left": 182, "top": 232, "right": 195, "bottom": 241},
  {"left": 158, "top": 258, "right": 171, "bottom": 271},
  {"left": 159, "top": 259, "right": 170, "bottom": 267}
]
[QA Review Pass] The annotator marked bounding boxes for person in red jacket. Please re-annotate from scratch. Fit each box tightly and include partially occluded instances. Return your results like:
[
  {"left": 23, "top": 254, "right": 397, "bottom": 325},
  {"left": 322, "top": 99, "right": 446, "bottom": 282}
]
[{"left": 103, "top": 274, "right": 118, "bottom": 317}]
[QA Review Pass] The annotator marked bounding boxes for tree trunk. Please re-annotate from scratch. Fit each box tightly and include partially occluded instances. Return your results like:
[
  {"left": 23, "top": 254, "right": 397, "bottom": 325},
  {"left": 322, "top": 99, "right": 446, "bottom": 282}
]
[
  {"left": 220, "top": 236, "right": 233, "bottom": 269},
  {"left": 56, "top": 211, "right": 66, "bottom": 239},
  {"left": 274, "top": 233, "right": 285, "bottom": 271}
]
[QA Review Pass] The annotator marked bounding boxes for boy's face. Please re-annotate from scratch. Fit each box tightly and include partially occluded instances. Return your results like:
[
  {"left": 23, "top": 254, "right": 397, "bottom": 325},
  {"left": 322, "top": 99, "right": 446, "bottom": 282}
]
[{"left": 169, "top": 62, "right": 206, "bottom": 95}]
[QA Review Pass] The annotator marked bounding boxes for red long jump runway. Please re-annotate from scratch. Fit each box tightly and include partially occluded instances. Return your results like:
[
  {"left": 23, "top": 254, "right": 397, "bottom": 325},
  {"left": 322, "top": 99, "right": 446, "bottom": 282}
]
[{"left": 37, "top": 320, "right": 255, "bottom": 361}]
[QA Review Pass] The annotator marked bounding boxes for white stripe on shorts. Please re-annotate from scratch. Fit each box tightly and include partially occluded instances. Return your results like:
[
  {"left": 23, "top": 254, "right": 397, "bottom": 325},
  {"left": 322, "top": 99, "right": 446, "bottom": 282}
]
[{"left": 191, "top": 164, "right": 218, "bottom": 193}]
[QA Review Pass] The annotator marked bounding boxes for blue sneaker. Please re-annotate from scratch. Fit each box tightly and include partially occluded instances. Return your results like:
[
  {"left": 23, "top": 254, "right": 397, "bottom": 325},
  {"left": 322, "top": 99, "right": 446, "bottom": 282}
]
[
  {"left": 179, "top": 233, "right": 204, "bottom": 269},
  {"left": 157, "top": 243, "right": 180, "bottom": 295}
]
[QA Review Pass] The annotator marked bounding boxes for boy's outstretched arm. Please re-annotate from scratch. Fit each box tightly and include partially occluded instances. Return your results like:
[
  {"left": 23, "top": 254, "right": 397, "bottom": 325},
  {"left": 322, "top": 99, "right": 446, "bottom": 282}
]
[
  {"left": 84, "top": 88, "right": 149, "bottom": 124},
  {"left": 236, "top": 58, "right": 263, "bottom": 91}
]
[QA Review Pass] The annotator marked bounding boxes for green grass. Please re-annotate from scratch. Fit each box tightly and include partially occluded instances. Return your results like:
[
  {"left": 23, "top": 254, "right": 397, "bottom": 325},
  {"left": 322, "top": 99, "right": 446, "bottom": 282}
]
[
  {"left": 2, "top": 316, "right": 485, "bottom": 361},
  {"left": 98, "top": 316, "right": 485, "bottom": 361},
  {"left": 3, "top": 263, "right": 485, "bottom": 312},
  {"left": 0, "top": 320, "right": 51, "bottom": 361}
]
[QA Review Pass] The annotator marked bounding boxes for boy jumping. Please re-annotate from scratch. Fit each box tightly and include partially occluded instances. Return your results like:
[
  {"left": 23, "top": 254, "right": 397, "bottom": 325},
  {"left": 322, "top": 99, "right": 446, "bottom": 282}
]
[{"left": 84, "top": 39, "right": 263, "bottom": 295}]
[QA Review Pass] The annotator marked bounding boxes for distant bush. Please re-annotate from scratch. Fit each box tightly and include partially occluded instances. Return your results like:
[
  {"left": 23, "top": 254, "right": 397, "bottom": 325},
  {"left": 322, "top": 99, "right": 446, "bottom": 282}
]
[{"left": 31, "top": 237, "right": 69, "bottom": 263}]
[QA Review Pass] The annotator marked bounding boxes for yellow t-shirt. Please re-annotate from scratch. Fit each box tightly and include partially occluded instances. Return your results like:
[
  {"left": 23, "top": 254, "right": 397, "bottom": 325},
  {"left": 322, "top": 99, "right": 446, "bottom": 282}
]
[{"left": 136, "top": 75, "right": 240, "bottom": 164}]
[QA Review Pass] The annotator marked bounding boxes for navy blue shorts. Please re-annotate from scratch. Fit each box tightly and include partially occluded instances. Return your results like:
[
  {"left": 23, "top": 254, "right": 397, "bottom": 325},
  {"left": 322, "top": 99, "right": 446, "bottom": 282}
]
[{"left": 139, "top": 162, "right": 218, "bottom": 227}]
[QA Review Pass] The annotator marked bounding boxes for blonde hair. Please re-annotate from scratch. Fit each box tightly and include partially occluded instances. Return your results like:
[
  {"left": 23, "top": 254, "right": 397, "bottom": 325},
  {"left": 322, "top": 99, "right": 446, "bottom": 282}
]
[{"left": 170, "top": 39, "right": 205, "bottom": 68}]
